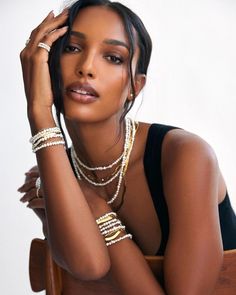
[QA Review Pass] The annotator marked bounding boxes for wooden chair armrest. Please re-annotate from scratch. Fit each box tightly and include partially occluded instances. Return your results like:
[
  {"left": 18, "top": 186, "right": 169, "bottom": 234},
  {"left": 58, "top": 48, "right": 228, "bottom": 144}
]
[{"left": 29, "top": 238, "right": 236, "bottom": 294}]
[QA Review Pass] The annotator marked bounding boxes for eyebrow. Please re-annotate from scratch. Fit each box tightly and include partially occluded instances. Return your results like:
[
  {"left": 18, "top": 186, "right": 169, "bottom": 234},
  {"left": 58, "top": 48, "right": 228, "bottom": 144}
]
[{"left": 70, "top": 31, "right": 129, "bottom": 50}]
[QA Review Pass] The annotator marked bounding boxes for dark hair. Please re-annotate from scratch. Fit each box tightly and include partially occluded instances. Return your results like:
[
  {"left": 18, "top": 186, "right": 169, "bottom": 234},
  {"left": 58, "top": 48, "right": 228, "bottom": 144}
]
[{"left": 49, "top": 0, "right": 152, "bottom": 145}]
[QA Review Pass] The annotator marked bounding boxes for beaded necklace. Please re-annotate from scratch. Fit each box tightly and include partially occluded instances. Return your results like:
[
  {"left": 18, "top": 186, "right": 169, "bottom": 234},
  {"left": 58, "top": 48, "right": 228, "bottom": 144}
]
[{"left": 70, "top": 118, "right": 137, "bottom": 204}]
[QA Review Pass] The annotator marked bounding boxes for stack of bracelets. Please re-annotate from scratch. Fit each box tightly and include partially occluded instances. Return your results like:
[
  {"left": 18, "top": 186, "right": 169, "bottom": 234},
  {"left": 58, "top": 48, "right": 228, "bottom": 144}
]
[
  {"left": 30, "top": 127, "right": 65, "bottom": 153},
  {"left": 96, "top": 212, "right": 132, "bottom": 246}
]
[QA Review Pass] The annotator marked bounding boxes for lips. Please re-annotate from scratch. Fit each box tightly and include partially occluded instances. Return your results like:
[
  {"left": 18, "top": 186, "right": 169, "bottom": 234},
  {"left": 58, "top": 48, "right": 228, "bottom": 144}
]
[
  {"left": 66, "top": 81, "right": 99, "bottom": 104},
  {"left": 66, "top": 81, "right": 99, "bottom": 97}
]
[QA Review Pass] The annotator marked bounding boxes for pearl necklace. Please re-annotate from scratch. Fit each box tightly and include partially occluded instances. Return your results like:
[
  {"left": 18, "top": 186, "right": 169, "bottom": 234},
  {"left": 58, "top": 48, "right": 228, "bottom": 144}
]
[
  {"left": 71, "top": 118, "right": 130, "bottom": 185},
  {"left": 75, "top": 150, "right": 124, "bottom": 171},
  {"left": 70, "top": 118, "right": 137, "bottom": 204}
]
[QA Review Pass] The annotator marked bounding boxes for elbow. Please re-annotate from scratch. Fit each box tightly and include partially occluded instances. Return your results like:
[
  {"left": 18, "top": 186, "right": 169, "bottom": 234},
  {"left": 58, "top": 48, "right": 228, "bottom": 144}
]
[
  {"left": 67, "top": 255, "right": 111, "bottom": 281},
  {"left": 54, "top": 251, "right": 111, "bottom": 281}
]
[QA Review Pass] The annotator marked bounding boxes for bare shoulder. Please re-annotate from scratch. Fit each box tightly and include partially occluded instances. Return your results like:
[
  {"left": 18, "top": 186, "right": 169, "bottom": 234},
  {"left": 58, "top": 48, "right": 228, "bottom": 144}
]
[
  {"left": 160, "top": 127, "right": 225, "bottom": 206},
  {"left": 162, "top": 128, "right": 218, "bottom": 167}
]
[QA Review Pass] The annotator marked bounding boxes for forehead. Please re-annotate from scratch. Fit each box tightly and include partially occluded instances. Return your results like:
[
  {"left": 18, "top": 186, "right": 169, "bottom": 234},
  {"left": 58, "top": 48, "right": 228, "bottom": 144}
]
[{"left": 71, "top": 6, "right": 128, "bottom": 44}]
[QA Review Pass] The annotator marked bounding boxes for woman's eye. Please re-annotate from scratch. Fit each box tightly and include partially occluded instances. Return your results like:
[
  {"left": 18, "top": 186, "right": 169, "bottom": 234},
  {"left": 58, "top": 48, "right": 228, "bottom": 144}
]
[
  {"left": 105, "top": 55, "right": 123, "bottom": 65},
  {"left": 64, "top": 45, "right": 81, "bottom": 53}
]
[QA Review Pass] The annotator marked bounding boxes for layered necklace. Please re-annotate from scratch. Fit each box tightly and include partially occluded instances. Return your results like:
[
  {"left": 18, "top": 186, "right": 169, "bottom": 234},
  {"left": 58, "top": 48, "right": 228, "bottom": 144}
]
[{"left": 70, "top": 118, "right": 138, "bottom": 204}]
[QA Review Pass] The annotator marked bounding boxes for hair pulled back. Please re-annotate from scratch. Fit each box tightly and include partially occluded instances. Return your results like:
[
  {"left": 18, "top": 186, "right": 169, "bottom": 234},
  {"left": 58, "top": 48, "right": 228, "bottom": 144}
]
[{"left": 49, "top": 0, "right": 152, "bottom": 145}]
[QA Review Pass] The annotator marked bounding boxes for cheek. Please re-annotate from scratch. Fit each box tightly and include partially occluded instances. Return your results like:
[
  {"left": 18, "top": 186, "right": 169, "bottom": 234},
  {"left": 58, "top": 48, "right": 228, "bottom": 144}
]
[{"left": 99, "top": 66, "right": 130, "bottom": 102}]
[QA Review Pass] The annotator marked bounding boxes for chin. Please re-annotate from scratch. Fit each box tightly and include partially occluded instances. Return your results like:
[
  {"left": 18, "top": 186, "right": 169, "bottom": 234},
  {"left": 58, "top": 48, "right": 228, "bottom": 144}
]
[{"left": 63, "top": 100, "right": 123, "bottom": 125}]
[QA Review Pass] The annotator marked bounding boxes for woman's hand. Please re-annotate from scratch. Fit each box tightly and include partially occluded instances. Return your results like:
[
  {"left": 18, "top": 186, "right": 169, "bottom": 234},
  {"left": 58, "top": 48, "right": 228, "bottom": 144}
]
[
  {"left": 18, "top": 165, "right": 111, "bottom": 229},
  {"left": 18, "top": 165, "right": 48, "bottom": 237},
  {"left": 20, "top": 10, "right": 68, "bottom": 121},
  {"left": 18, "top": 166, "right": 44, "bottom": 208}
]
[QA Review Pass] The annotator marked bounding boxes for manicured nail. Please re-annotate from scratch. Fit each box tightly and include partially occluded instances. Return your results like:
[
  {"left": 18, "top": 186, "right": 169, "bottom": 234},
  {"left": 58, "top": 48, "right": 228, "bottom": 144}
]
[{"left": 46, "top": 10, "right": 54, "bottom": 18}]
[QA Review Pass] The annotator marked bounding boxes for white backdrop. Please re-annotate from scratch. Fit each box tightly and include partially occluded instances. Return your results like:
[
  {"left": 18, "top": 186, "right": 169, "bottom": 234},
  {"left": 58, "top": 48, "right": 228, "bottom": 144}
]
[{"left": 0, "top": 0, "right": 235, "bottom": 294}]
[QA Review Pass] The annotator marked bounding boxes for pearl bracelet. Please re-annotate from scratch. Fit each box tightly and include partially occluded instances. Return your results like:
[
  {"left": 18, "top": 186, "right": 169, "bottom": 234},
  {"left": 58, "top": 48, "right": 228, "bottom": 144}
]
[
  {"left": 96, "top": 212, "right": 132, "bottom": 247},
  {"left": 106, "top": 234, "right": 132, "bottom": 247},
  {"left": 101, "top": 225, "right": 126, "bottom": 236},
  {"left": 30, "top": 127, "right": 65, "bottom": 153},
  {"left": 32, "top": 140, "right": 65, "bottom": 153},
  {"left": 96, "top": 212, "right": 117, "bottom": 225},
  {"left": 99, "top": 220, "right": 122, "bottom": 231},
  {"left": 30, "top": 127, "right": 61, "bottom": 143},
  {"left": 33, "top": 133, "right": 64, "bottom": 148}
]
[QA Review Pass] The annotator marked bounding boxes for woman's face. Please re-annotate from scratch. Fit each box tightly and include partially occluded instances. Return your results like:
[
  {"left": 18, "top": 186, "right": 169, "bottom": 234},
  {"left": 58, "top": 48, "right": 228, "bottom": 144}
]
[{"left": 60, "top": 5, "right": 140, "bottom": 124}]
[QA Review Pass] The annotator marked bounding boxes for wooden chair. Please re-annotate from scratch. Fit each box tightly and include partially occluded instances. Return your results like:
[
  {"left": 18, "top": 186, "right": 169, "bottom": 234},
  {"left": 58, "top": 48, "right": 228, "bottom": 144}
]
[{"left": 29, "top": 238, "right": 236, "bottom": 295}]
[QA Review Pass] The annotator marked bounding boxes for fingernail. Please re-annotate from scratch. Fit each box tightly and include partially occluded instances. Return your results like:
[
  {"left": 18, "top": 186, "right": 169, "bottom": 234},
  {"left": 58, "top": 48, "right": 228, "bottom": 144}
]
[{"left": 47, "top": 10, "right": 54, "bottom": 17}]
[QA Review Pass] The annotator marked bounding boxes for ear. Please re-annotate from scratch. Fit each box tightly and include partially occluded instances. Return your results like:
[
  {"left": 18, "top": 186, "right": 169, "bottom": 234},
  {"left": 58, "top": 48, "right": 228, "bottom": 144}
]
[{"left": 127, "top": 74, "right": 146, "bottom": 101}]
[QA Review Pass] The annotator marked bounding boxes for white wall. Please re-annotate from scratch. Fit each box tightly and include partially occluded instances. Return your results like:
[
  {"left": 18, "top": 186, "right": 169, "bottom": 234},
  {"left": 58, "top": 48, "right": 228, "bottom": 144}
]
[{"left": 1, "top": 0, "right": 235, "bottom": 293}]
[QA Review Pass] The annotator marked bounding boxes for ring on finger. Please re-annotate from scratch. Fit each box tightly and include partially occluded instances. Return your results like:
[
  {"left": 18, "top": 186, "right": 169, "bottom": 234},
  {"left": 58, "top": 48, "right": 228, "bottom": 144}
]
[
  {"left": 35, "top": 177, "right": 41, "bottom": 189},
  {"left": 38, "top": 42, "right": 51, "bottom": 53},
  {"left": 36, "top": 187, "right": 41, "bottom": 198}
]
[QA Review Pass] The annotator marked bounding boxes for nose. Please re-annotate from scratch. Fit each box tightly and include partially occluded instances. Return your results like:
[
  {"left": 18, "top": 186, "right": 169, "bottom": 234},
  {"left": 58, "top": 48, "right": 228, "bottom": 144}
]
[{"left": 76, "top": 51, "right": 96, "bottom": 79}]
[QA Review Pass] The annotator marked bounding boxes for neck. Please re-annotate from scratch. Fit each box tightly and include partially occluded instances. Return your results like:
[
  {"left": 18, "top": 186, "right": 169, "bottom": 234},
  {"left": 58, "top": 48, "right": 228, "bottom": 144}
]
[{"left": 65, "top": 116, "right": 125, "bottom": 167}]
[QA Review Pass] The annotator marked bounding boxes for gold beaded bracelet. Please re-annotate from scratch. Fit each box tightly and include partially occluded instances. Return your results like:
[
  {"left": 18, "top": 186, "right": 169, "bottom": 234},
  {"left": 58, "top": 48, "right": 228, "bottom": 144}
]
[{"left": 96, "top": 212, "right": 132, "bottom": 246}]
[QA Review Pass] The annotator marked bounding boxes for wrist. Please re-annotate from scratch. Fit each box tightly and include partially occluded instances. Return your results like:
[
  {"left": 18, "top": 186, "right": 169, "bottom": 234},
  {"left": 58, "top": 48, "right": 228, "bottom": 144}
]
[
  {"left": 27, "top": 105, "right": 56, "bottom": 135},
  {"left": 92, "top": 202, "right": 112, "bottom": 219}
]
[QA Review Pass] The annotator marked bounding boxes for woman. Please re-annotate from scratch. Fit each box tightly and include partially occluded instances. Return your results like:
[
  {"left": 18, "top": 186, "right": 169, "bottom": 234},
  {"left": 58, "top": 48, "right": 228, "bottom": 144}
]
[{"left": 18, "top": 0, "right": 236, "bottom": 294}]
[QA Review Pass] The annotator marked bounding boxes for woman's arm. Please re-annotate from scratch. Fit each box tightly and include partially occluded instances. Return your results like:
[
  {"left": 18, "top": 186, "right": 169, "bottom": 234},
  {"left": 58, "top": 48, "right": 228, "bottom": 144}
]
[
  {"left": 106, "top": 237, "right": 165, "bottom": 295},
  {"left": 21, "top": 171, "right": 166, "bottom": 294},
  {"left": 20, "top": 11, "right": 110, "bottom": 281},
  {"left": 162, "top": 130, "right": 223, "bottom": 295}
]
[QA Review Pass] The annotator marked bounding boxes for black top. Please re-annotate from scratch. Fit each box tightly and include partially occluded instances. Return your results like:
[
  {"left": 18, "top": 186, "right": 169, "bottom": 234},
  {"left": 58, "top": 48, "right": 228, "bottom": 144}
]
[{"left": 143, "top": 123, "right": 236, "bottom": 255}]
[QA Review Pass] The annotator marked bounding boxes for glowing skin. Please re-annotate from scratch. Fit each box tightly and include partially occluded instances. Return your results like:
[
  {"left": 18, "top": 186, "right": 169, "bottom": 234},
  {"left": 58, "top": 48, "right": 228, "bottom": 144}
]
[{"left": 60, "top": 6, "right": 140, "bottom": 124}]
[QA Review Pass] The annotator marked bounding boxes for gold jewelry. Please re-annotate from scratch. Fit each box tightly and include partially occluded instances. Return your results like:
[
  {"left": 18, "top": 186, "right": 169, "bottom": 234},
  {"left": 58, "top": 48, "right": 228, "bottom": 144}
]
[
  {"left": 106, "top": 234, "right": 132, "bottom": 246},
  {"left": 96, "top": 212, "right": 117, "bottom": 225},
  {"left": 104, "top": 230, "right": 121, "bottom": 241}
]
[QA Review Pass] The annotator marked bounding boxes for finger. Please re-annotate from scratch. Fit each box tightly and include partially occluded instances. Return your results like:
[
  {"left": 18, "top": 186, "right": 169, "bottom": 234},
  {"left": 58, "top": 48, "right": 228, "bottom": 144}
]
[
  {"left": 20, "top": 188, "right": 43, "bottom": 203},
  {"left": 18, "top": 178, "right": 37, "bottom": 193},
  {"left": 27, "top": 165, "right": 39, "bottom": 173},
  {"left": 20, "top": 10, "right": 68, "bottom": 97},
  {"left": 26, "top": 11, "right": 55, "bottom": 48},
  {"left": 29, "top": 11, "right": 69, "bottom": 52},
  {"left": 23, "top": 11, "right": 54, "bottom": 50},
  {"left": 25, "top": 171, "right": 39, "bottom": 178},
  {"left": 20, "top": 188, "right": 38, "bottom": 203},
  {"left": 24, "top": 166, "right": 39, "bottom": 182},
  {"left": 36, "top": 25, "right": 68, "bottom": 54},
  {"left": 27, "top": 198, "right": 45, "bottom": 209},
  {"left": 41, "top": 10, "right": 54, "bottom": 23}
]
